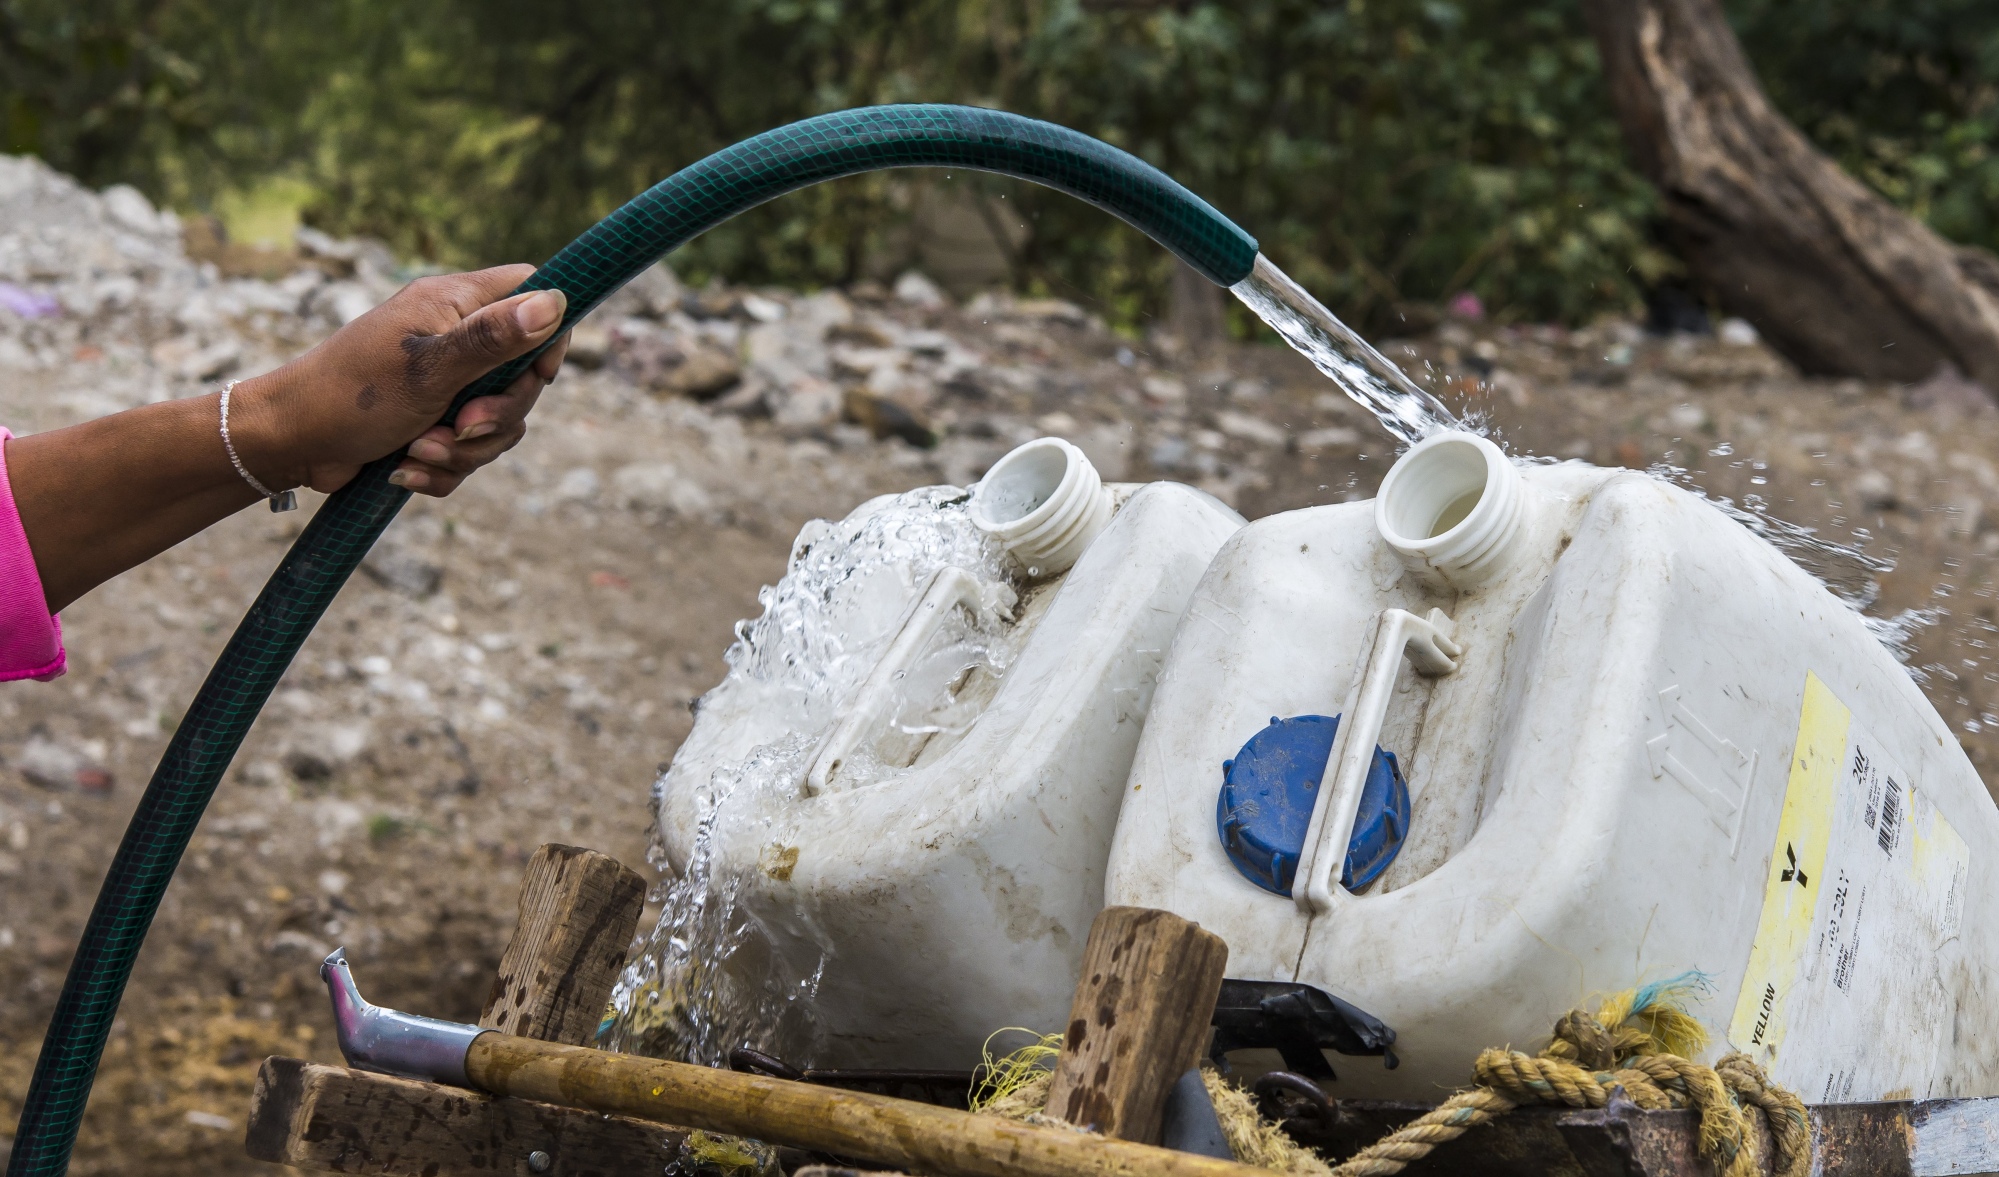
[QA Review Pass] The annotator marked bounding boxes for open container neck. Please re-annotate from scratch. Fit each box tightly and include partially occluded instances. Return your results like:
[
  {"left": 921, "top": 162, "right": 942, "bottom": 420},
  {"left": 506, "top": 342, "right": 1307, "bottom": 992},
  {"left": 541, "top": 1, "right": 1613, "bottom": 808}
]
[
  {"left": 1374, "top": 431, "right": 1529, "bottom": 590},
  {"left": 969, "top": 436, "right": 1114, "bottom": 578}
]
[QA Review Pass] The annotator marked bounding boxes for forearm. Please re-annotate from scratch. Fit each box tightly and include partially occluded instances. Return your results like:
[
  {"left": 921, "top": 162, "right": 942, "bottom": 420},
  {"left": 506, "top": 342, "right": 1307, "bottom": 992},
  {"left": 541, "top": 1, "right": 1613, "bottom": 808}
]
[
  {"left": 8, "top": 378, "right": 286, "bottom": 612},
  {"left": 1, "top": 270, "right": 564, "bottom": 619}
]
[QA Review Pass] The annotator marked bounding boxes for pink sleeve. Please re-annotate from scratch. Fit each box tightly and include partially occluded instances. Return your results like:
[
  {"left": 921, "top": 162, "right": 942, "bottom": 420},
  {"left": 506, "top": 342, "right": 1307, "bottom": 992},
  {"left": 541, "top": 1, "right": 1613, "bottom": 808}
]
[{"left": 0, "top": 430, "right": 65, "bottom": 682}]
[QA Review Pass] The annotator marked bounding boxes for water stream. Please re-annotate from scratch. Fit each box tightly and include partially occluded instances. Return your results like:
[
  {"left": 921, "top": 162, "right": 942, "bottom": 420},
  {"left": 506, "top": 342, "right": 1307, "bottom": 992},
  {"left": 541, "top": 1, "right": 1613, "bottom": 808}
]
[
  {"left": 1235, "top": 251, "right": 1911, "bottom": 644},
  {"left": 1231, "top": 253, "right": 1466, "bottom": 445}
]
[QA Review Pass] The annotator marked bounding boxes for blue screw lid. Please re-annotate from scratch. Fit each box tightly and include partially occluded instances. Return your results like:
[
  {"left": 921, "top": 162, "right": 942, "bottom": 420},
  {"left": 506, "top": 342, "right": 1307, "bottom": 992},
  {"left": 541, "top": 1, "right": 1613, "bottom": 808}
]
[{"left": 1215, "top": 714, "right": 1410, "bottom": 897}]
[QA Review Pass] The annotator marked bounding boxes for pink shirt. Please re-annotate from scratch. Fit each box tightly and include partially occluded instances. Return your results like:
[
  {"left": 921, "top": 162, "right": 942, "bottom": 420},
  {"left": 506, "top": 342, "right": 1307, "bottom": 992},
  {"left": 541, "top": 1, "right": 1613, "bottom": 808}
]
[{"left": 0, "top": 430, "right": 65, "bottom": 681}]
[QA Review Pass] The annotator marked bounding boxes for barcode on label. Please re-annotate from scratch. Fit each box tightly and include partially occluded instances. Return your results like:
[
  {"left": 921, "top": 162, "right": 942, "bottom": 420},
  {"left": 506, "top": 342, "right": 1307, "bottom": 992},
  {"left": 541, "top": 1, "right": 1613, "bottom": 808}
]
[
  {"left": 1878, "top": 779, "right": 1903, "bottom": 855},
  {"left": 1857, "top": 747, "right": 1880, "bottom": 830}
]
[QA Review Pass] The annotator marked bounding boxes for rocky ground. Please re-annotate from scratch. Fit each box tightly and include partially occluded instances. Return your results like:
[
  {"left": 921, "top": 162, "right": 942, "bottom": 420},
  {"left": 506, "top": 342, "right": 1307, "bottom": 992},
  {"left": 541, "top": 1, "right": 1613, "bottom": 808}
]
[{"left": 3, "top": 153, "right": 1998, "bottom": 1173}]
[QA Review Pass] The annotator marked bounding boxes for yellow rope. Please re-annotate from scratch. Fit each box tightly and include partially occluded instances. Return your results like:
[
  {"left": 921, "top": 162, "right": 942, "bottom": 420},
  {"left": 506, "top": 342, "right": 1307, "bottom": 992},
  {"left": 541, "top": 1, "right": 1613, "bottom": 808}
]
[
  {"left": 1327, "top": 981, "right": 1810, "bottom": 1177},
  {"left": 968, "top": 1028, "right": 1068, "bottom": 1122}
]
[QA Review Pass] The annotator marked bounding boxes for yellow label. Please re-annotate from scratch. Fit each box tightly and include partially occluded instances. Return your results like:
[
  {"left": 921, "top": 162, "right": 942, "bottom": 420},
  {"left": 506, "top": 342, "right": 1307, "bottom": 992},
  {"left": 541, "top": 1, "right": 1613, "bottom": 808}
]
[{"left": 1727, "top": 672, "right": 1847, "bottom": 1057}]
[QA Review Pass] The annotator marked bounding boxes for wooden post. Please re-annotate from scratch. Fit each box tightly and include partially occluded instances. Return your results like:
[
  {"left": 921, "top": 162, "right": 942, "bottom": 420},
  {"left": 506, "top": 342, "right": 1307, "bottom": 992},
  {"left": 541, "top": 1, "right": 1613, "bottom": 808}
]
[
  {"left": 247, "top": 842, "right": 651, "bottom": 1175},
  {"left": 245, "top": 1056, "right": 681, "bottom": 1175},
  {"left": 481, "top": 843, "right": 649, "bottom": 1045},
  {"left": 1043, "top": 906, "right": 1230, "bottom": 1144}
]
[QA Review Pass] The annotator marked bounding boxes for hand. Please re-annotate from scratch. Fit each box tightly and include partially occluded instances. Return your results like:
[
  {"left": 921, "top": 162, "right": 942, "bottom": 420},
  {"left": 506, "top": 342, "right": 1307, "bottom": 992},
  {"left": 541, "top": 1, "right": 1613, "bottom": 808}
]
[{"left": 232, "top": 265, "right": 570, "bottom": 497}]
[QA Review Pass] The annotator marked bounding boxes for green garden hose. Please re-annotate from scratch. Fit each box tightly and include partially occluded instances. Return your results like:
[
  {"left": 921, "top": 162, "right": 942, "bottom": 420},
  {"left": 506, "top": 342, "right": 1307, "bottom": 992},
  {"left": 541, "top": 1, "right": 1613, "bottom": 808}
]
[{"left": 5, "top": 103, "right": 1258, "bottom": 1174}]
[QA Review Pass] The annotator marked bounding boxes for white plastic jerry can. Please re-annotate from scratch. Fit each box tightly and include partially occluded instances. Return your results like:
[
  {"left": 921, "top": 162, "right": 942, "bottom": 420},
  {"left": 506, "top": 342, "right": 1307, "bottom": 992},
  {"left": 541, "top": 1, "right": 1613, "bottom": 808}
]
[
  {"left": 656, "top": 437, "right": 1243, "bottom": 1068},
  {"left": 1107, "top": 432, "right": 1999, "bottom": 1102}
]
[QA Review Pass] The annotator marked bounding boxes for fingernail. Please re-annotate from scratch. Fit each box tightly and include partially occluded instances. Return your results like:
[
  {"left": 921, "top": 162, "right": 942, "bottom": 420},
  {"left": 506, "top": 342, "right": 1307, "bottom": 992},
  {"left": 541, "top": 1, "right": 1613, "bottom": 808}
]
[
  {"left": 456, "top": 422, "right": 498, "bottom": 442},
  {"left": 516, "top": 289, "right": 567, "bottom": 334},
  {"left": 389, "top": 468, "right": 429, "bottom": 490},
  {"left": 408, "top": 439, "right": 451, "bottom": 464}
]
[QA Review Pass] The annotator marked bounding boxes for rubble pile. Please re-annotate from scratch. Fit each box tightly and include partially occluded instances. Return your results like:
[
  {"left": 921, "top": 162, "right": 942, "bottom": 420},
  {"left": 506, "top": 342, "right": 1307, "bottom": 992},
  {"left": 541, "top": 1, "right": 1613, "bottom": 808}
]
[{"left": 0, "top": 154, "right": 401, "bottom": 398}]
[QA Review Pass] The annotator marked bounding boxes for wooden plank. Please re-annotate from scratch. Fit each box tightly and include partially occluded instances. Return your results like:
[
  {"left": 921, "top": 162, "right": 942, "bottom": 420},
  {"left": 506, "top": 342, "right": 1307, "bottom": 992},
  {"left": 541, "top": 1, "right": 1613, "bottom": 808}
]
[
  {"left": 243, "top": 1056, "right": 683, "bottom": 1176},
  {"left": 248, "top": 844, "right": 654, "bottom": 1175},
  {"left": 1043, "top": 906, "right": 1229, "bottom": 1144},
  {"left": 480, "top": 842, "right": 648, "bottom": 1046}
]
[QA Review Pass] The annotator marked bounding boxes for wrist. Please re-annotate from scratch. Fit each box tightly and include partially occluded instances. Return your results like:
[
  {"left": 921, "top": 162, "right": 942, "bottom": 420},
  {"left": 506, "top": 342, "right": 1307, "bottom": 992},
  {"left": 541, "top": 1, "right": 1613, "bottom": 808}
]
[{"left": 221, "top": 371, "right": 309, "bottom": 493}]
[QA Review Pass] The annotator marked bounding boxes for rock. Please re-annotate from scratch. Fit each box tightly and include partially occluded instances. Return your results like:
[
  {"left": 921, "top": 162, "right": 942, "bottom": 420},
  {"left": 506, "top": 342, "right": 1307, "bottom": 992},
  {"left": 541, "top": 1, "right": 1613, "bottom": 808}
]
[
  {"left": 1296, "top": 426, "right": 1361, "bottom": 452},
  {"left": 566, "top": 321, "right": 612, "bottom": 369},
  {"left": 554, "top": 467, "right": 601, "bottom": 503},
  {"left": 1148, "top": 434, "right": 1193, "bottom": 471},
  {"left": 316, "top": 281, "right": 382, "bottom": 326},
  {"left": 612, "top": 462, "right": 713, "bottom": 515},
  {"left": 663, "top": 343, "right": 743, "bottom": 398},
  {"left": 1904, "top": 363, "right": 1995, "bottom": 417},
  {"left": 740, "top": 292, "right": 786, "bottom": 323},
  {"left": 14, "top": 734, "right": 112, "bottom": 793},
  {"left": 1011, "top": 298, "right": 1088, "bottom": 326},
  {"left": 1853, "top": 468, "right": 1898, "bottom": 511},
  {"left": 1718, "top": 317, "right": 1760, "bottom": 346},
  {"left": 1213, "top": 409, "right": 1289, "bottom": 448},
  {"left": 768, "top": 373, "right": 843, "bottom": 431},
  {"left": 361, "top": 516, "right": 446, "bottom": 597},
  {"left": 101, "top": 185, "right": 166, "bottom": 234},
  {"left": 149, "top": 336, "right": 242, "bottom": 381},
  {"left": 893, "top": 270, "right": 946, "bottom": 309},
  {"left": 361, "top": 549, "right": 444, "bottom": 598},
  {"left": 615, "top": 320, "right": 743, "bottom": 398},
  {"left": 1667, "top": 403, "right": 1708, "bottom": 432},
  {"left": 618, "top": 260, "right": 685, "bottom": 319},
  {"left": 843, "top": 388, "right": 936, "bottom": 447},
  {"left": 280, "top": 721, "right": 374, "bottom": 783}
]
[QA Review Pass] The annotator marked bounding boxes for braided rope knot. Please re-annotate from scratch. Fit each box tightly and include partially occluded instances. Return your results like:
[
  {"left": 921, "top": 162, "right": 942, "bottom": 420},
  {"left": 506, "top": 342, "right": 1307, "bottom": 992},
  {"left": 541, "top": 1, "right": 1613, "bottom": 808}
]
[{"left": 1327, "top": 977, "right": 1810, "bottom": 1177}]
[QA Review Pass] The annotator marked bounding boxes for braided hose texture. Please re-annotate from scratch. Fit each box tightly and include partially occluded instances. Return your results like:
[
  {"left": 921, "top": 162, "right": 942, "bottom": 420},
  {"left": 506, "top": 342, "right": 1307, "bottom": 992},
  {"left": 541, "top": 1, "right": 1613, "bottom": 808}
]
[{"left": 5, "top": 104, "right": 1257, "bottom": 1175}]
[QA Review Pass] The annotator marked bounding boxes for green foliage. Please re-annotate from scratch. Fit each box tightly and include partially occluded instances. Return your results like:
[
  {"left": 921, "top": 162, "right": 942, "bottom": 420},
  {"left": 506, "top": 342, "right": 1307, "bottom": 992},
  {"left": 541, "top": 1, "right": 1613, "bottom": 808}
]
[
  {"left": 0, "top": 0, "right": 1988, "bottom": 329},
  {"left": 1734, "top": 0, "right": 1999, "bottom": 256}
]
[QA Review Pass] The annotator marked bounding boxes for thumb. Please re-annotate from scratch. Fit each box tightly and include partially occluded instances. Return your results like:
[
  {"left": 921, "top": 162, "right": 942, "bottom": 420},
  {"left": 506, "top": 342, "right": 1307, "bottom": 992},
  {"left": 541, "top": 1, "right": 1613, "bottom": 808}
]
[{"left": 422, "top": 288, "right": 569, "bottom": 388}]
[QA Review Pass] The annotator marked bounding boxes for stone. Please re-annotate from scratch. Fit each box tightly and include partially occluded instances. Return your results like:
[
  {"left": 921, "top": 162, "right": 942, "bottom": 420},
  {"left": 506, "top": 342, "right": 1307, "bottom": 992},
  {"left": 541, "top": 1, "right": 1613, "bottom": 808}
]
[
  {"left": 566, "top": 321, "right": 612, "bottom": 369},
  {"left": 893, "top": 270, "right": 946, "bottom": 309},
  {"left": 554, "top": 467, "right": 602, "bottom": 503},
  {"left": 1213, "top": 410, "right": 1289, "bottom": 448},
  {"left": 611, "top": 462, "right": 713, "bottom": 515},
  {"left": 843, "top": 388, "right": 935, "bottom": 448}
]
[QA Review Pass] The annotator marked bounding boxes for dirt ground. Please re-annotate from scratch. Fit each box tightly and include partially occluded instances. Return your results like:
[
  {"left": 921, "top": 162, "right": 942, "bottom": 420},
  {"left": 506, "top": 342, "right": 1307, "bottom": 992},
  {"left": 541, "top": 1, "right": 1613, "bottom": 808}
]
[{"left": 5, "top": 263, "right": 1999, "bottom": 1173}]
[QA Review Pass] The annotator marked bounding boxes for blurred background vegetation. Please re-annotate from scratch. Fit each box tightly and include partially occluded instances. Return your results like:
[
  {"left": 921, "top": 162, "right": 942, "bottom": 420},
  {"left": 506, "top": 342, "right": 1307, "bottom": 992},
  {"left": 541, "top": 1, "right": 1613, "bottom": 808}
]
[{"left": 2, "top": 0, "right": 1995, "bottom": 332}]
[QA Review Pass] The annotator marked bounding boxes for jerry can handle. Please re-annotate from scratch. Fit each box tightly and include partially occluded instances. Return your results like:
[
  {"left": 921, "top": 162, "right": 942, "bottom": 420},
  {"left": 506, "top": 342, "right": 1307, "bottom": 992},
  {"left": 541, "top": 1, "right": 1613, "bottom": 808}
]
[
  {"left": 803, "top": 566, "right": 1001, "bottom": 796},
  {"left": 1293, "top": 607, "right": 1461, "bottom": 914}
]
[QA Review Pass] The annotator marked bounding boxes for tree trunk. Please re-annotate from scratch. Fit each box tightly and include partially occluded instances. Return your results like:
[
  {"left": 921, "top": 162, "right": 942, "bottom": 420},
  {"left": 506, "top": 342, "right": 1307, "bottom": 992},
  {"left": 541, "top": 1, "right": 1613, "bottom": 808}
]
[
  {"left": 1168, "top": 258, "right": 1228, "bottom": 357},
  {"left": 1582, "top": 0, "right": 1999, "bottom": 391}
]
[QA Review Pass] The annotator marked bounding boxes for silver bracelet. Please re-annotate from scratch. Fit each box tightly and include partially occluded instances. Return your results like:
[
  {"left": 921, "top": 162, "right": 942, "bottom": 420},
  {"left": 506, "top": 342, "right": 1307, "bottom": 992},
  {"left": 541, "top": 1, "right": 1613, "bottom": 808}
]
[{"left": 220, "top": 381, "right": 297, "bottom": 513}]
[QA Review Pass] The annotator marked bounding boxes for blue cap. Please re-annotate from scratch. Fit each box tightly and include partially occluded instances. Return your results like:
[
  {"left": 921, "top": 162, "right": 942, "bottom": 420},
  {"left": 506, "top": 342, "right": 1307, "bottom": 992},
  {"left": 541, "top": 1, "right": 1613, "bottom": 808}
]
[{"left": 1216, "top": 714, "right": 1409, "bottom": 896}]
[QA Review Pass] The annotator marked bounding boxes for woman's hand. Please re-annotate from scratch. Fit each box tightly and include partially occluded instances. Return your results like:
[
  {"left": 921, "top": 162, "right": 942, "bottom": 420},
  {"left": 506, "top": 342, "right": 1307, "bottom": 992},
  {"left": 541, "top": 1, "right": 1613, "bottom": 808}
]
[
  {"left": 231, "top": 264, "right": 570, "bottom": 497},
  {"left": 7, "top": 263, "right": 572, "bottom": 611}
]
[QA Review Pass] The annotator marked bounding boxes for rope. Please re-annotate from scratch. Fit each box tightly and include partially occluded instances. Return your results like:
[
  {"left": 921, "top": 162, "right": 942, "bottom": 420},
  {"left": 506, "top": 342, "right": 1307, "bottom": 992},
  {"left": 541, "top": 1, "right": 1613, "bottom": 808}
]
[{"left": 1327, "top": 980, "right": 1810, "bottom": 1177}]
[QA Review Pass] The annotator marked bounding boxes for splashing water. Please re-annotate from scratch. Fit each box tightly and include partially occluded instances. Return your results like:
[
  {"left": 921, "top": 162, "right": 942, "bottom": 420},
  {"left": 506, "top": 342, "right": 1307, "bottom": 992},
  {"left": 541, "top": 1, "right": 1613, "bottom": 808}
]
[
  {"left": 1231, "top": 254, "right": 1466, "bottom": 445},
  {"left": 1236, "top": 251, "right": 1930, "bottom": 671},
  {"left": 604, "top": 485, "right": 1018, "bottom": 1065}
]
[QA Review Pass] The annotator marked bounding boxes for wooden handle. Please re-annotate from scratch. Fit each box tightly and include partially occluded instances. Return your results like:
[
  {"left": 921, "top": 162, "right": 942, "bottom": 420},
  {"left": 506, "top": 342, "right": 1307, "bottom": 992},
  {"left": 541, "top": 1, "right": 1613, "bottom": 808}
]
[
  {"left": 465, "top": 1034, "right": 1272, "bottom": 1177},
  {"left": 1045, "top": 906, "right": 1229, "bottom": 1143}
]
